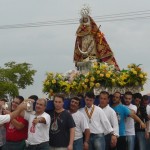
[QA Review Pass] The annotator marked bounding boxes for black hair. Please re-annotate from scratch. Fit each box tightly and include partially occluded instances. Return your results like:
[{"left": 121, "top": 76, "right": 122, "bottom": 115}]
[
  {"left": 113, "top": 92, "right": 121, "bottom": 99},
  {"left": 133, "top": 93, "right": 142, "bottom": 99},
  {"left": 0, "top": 98, "right": 7, "bottom": 102},
  {"left": 15, "top": 96, "right": 24, "bottom": 103},
  {"left": 124, "top": 91, "right": 133, "bottom": 97},
  {"left": 85, "top": 92, "right": 95, "bottom": 99},
  {"left": 28, "top": 95, "right": 38, "bottom": 101},
  {"left": 71, "top": 97, "right": 81, "bottom": 106},
  {"left": 99, "top": 91, "right": 109, "bottom": 98},
  {"left": 142, "top": 95, "right": 149, "bottom": 101},
  {"left": 54, "top": 93, "right": 65, "bottom": 102}
]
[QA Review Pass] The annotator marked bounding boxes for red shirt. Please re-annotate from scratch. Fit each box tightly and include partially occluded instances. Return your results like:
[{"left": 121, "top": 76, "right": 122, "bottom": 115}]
[{"left": 5, "top": 116, "right": 28, "bottom": 141}]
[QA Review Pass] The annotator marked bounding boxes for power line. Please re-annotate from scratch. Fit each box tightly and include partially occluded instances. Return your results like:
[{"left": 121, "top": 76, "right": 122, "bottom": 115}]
[{"left": 0, "top": 9, "right": 150, "bottom": 29}]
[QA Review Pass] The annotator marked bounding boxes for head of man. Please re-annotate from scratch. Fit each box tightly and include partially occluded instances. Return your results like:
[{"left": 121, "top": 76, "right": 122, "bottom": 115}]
[
  {"left": 70, "top": 97, "right": 80, "bottom": 113},
  {"left": 112, "top": 92, "right": 121, "bottom": 105},
  {"left": 0, "top": 99, "right": 7, "bottom": 107},
  {"left": 99, "top": 91, "right": 109, "bottom": 108},
  {"left": 35, "top": 98, "right": 47, "bottom": 114},
  {"left": 53, "top": 94, "right": 64, "bottom": 112},
  {"left": 141, "top": 95, "right": 149, "bottom": 107},
  {"left": 124, "top": 91, "right": 133, "bottom": 106},
  {"left": 133, "top": 93, "right": 142, "bottom": 106},
  {"left": 85, "top": 92, "right": 95, "bottom": 108},
  {"left": 11, "top": 96, "right": 24, "bottom": 111}
]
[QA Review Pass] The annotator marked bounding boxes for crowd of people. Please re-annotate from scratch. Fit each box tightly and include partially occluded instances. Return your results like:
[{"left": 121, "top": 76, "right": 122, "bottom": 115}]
[{"left": 0, "top": 91, "right": 150, "bottom": 150}]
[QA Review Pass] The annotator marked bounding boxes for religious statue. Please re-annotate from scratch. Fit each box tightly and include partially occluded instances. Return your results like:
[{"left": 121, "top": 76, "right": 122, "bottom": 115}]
[{"left": 73, "top": 5, "right": 120, "bottom": 73}]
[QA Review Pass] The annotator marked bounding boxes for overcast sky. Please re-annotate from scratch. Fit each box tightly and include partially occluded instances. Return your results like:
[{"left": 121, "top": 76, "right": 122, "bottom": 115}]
[{"left": 0, "top": 0, "right": 150, "bottom": 98}]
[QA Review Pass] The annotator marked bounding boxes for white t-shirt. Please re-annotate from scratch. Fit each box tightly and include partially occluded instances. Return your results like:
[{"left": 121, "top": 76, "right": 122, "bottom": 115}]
[
  {"left": 24, "top": 111, "right": 50, "bottom": 145},
  {"left": 0, "top": 114, "right": 10, "bottom": 124},
  {"left": 125, "top": 104, "right": 137, "bottom": 135},
  {"left": 72, "top": 110, "right": 89, "bottom": 140},
  {"left": 146, "top": 105, "right": 150, "bottom": 132},
  {"left": 80, "top": 105, "right": 113, "bottom": 135},
  {"left": 102, "top": 105, "right": 119, "bottom": 136}
]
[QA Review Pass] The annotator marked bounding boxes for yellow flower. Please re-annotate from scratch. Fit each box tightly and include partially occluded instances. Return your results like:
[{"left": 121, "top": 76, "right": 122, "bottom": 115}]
[
  {"left": 93, "top": 62, "right": 98, "bottom": 66},
  {"left": 107, "top": 71, "right": 112, "bottom": 74},
  {"left": 82, "top": 82, "right": 85, "bottom": 86},
  {"left": 128, "top": 65, "right": 131, "bottom": 68},
  {"left": 48, "top": 72, "right": 53, "bottom": 76},
  {"left": 100, "top": 74, "right": 104, "bottom": 77},
  {"left": 131, "top": 68, "right": 135, "bottom": 72},
  {"left": 101, "top": 64, "right": 107, "bottom": 69},
  {"left": 139, "top": 74, "right": 143, "bottom": 78},
  {"left": 52, "top": 79, "right": 56, "bottom": 84},
  {"left": 84, "top": 79, "right": 89, "bottom": 83},
  {"left": 90, "top": 82, "right": 94, "bottom": 87},
  {"left": 45, "top": 80, "right": 50, "bottom": 85},
  {"left": 90, "top": 77, "right": 95, "bottom": 82},
  {"left": 93, "top": 65, "right": 98, "bottom": 69},
  {"left": 58, "top": 74, "right": 62, "bottom": 79},
  {"left": 111, "top": 79, "right": 115, "bottom": 83},
  {"left": 106, "top": 73, "right": 111, "bottom": 78},
  {"left": 73, "top": 81, "right": 77, "bottom": 86},
  {"left": 95, "top": 83, "right": 100, "bottom": 88},
  {"left": 96, "top": 70, "right": 100, "bottom": 74},
  {"left": 133, "top": 71, "right": 137, "bottom": 75}
]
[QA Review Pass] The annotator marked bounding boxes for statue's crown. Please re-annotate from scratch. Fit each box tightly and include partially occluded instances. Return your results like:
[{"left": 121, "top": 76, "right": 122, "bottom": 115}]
[{"left": 80, "top": 4, "right": 91, "bottom": 17}]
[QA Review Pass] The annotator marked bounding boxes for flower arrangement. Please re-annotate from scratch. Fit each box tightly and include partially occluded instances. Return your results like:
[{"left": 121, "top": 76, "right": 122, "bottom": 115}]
[
  {"left": 43, "top": 72, "right": 65, "bottom": 96},
  {"left": 43, "top": 63, "right": 148, "bottom": 96}
]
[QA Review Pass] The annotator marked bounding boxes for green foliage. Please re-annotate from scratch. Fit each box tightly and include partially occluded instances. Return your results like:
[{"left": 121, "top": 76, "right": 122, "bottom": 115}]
[{"left": 0, "top": 61, "right": 36, "bottom": 98}]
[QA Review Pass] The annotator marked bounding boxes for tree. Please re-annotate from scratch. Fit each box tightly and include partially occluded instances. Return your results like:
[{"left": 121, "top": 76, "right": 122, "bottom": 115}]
[{"left": 0, "top": 61, "right": 36, "bottom": 99}]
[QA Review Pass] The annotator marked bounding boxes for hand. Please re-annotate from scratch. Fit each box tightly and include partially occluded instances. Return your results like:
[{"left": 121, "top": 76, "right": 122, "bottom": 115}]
[
  {"left": 67, "top": 144, "right": 73, "bottom": 150},
  {"left": 17, "top": 103, "right": 27, "bottom": 111},
  {"left": 83, "top": 141, "right": 89, "bottom": 150},
  {"left": 145, "top": 132, "right": 149, "bottom": 139},
  {"left": 32, "top": 118, "right": 39, "bottom": 126},
  {"left": 3, "top": 109, "right": 11, "bottom": 115},
  {"left": 110, "top": 135, "right": 117, "bottom": 148},
  {"left": 140, "top": 122, "right": 146, "bottom": 129}
]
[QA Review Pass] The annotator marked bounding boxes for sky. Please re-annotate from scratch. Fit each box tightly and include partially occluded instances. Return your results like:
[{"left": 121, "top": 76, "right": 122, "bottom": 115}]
[{"left": 0, "top": 0, "right": 150, "bottom": 98}]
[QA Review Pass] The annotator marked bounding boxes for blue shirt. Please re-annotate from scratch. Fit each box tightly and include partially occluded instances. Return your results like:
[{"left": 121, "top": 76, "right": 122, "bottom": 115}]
[{"left": 112, "top": 104, "right": 131, "bottom": 136}]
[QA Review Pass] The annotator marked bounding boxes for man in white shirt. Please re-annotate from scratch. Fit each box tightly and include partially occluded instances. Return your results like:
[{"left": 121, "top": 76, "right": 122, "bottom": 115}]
[
  {"left": 99, "top": 91, "right": 119, "bottom": 150},
  {"left": 20, "top": 98, "right": 50, "bottom": 150},
  {"left": 124, "top": 91, "right": 137, "bottom": 150},
  {"left": 69, "top": 97, "right": 90, "bottom": 150},
  {"left": 80, "top": 92, "right": 114, "bottom": 150}
]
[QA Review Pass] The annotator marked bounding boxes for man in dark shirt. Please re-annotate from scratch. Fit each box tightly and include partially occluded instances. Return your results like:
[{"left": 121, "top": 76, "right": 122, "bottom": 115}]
[
  {"left": 134, "top": 93, "right": 149, "bottom": 150},
  {"left": 48, "top": 94, "right": 75, "bottom": 150}
]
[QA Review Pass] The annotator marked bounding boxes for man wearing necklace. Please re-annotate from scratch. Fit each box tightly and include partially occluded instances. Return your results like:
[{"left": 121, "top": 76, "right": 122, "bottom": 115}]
[
  {"left": 80, "top": 92, "right": 114, "bottom": 150},
  {"left": 69, "top": 97, "right": 90, "bottom": 150},
  {"left": 48, "top": 94, "right": 75, "bottom": 150}
]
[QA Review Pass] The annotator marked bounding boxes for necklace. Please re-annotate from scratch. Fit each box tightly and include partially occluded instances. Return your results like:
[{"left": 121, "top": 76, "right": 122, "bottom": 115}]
[
  {"left": 51, "top": 111, "right": 61, "bottom": 131},
  {"left": 85, "top": 105, "right": 95, "bottom": 123}
]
